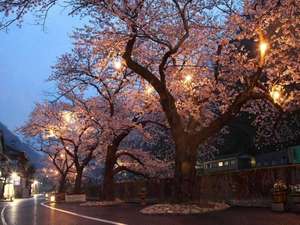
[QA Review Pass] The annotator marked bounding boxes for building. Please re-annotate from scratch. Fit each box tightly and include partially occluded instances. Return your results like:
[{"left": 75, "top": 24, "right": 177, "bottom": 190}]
[
  {"left": 0, "top": 131, "right": 34, "bottom": 199},
  {"left": 198, "top": 145, "right": 300, "bottom": 174}
]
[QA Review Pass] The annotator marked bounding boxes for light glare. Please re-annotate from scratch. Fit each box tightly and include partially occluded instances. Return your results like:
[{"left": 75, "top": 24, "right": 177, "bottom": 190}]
[
  {"left": 145, "top": 86, "right": 154, "bottom": 95},
  {"left": 113, "top": 58, "right": 123, "bottom": 70},
  {"left": 259, "top": 42, "right": 268, "bottom": 57},
  {"left": 270, "top": 85, "right": 284, "bottom": 104},
  {"left": 50, "top": 195, "right": 56, "bottom": 202},
  {"left": 184, "top": 74, "right": 193, "bottom": 83}
]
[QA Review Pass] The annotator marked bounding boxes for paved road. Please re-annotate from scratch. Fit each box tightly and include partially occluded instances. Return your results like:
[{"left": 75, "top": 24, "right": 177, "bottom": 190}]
[
  {"left": 0, "top": 197, "right": 105, "bottom": 225},
  {"left": 0, "top": 197, "right": 300, "bottom": 225}
]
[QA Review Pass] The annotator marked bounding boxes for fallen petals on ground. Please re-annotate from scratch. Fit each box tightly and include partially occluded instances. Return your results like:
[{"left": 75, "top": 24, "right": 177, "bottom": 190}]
[
  {"left": 80, "top": 199, "right": 124, "bottom": 207},
  {"left": 140, "top": 202, "right": 230, "bottom": 215}
]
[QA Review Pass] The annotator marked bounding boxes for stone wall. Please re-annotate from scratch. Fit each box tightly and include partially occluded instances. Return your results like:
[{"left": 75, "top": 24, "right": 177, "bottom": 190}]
[{"left": 114, "top": 165, "right": 300, "bottom": 201}]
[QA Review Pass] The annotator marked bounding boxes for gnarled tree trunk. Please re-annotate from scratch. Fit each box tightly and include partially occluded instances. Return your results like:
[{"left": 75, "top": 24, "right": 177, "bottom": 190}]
[
  {"left": 74, "top": 168, "right": 83, "bottom": 194},
  {"left": 101, "top": 131, "right": 131, "bottom": 200},
  {"left": 102, "top": 145, "right": 117, "bottom": 201},
  {"left": 173, "top": 136, "right": 198, "bottom": 202},
  {"left": 58, "top": 173, "right": 67, "bottom": 193}
]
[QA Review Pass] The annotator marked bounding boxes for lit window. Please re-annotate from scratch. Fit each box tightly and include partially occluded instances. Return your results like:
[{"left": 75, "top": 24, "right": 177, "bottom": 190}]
[{"left": 218, "top": 161, "right": 223, "bottom": 167}]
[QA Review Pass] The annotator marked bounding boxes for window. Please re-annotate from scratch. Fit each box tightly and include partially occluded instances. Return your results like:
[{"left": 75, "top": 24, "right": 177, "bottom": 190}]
[
  {"left": 218, "top": 161, "right": 223, "bottom": 167},
  {"left": 224, "top": 161, "right": 229, "bottom": 166}
]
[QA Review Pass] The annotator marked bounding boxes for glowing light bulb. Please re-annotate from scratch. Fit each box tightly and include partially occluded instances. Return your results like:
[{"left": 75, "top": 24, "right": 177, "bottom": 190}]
[
  {"left": 259, "top": 41, "right": 268, "bottom": 59},
  {"left": 270, "top": 85, "right": 283, "bottom": 104},
  {"left": 50, "top": 195, "right": 56, "bottom": 202},
  {"left": 113, "top": 58, "right": 123, "bottom": 70},
  {"left": 62, "top": 111, "right": 75, "bottom": 124},
  {"left": 184, "top": 74, "right": 193, "bottom": 83},
  {"left": 145, "top": 86, "right": 154, "bottom": 95}
]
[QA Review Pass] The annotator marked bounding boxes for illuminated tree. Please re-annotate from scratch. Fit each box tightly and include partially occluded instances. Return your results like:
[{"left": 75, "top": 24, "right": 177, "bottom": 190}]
[
  {"left": 2, "top": 0, "right": 300, "bottom": 200},
  {"left": 50, "top": 46, "right": 172, "bottom": 200},
  {"left": 69, "top": 0, "right": 300, "bottom": 200},
  {"left": 21, "top": 101, "right": 101, "bottom": 193},
  {"left": 42, "top": 146, "right": 74, "bottom": 193}
]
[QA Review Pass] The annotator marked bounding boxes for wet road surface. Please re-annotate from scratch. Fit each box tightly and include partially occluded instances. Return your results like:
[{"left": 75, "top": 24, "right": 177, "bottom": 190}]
[
  {"left": 1, "top": 196, "right": 300, "bottom": 225},
  {"left": 0, "top": 197, "right": 107, "bottom": 225}
]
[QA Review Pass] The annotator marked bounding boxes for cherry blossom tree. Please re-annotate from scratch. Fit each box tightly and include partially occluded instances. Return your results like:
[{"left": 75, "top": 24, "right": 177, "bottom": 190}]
[
  {"left": 21, "top": 101, "right": 102, "bottom": 193},
  {"left": 41, "top": 144, "right": 74, "bottom": 193},
  {"left": 2, "top": 0, "right": 300, "bottom": 200},
  {"left": 68, "top": 0, "right": 299, "bottom": 200},
  {"left": 50, "top": 45, "right": 172, "bottom": 200}
]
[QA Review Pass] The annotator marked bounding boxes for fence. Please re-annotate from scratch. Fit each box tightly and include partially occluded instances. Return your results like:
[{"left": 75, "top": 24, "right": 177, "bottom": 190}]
[{"left": 114, "top": 165, "right": 300, "bottom": 201}]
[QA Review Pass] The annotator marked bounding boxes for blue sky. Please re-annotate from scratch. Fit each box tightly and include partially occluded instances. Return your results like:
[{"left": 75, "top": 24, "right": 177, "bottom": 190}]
[{"left": 0, "top": 8, "right": 83, "bottom": 131}]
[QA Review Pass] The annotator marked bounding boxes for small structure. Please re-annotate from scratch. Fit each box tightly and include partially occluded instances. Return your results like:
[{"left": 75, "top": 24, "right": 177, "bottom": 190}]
[{"left": 271, "top": 180, "right": 287, "bottom": 212}]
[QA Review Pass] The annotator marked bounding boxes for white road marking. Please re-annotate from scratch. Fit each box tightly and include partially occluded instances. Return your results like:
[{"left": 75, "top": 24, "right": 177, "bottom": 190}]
[
  {"left": 1, "top": 206, "right": 8, "bottom": 225},
  {"left": 40, "top": 202, "right": 127, "bottom": 225}
]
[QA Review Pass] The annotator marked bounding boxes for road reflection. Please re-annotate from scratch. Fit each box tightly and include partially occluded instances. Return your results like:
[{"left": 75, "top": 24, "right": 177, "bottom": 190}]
[
  {"left": 49, "top": 202, "right": 57, "bottom": 225},
  {"left": 8, "top": 199, "right": 19, "bottom": 225}
]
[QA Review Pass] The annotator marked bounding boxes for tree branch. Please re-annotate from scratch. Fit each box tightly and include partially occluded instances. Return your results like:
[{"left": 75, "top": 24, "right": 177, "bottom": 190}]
[
  {"left": 115, "top": 151, "right": 144, "bottom": 166},
  {"left": 113, "top": 165, "right": 149, "bottom": 178}
]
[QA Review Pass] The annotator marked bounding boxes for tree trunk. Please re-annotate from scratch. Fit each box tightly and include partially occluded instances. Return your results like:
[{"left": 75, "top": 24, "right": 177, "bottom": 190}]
[
  {"left": 58, "top": 173, "right": 67, "bottom": 193},
  {"left": 102, "top": 145, "right": 117, "bottom": 201},
  {"left": 159, "top": 93, "right": 198, "bottom": 202},
  {"left": 173, "top": 135, "right": 198, "bottom": 202},
  {"left": 74, "top": 169, "right": 83, "bottom": 194},
  {"left": 0, "top": 178, "right": 7, "bottom": 199}
]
